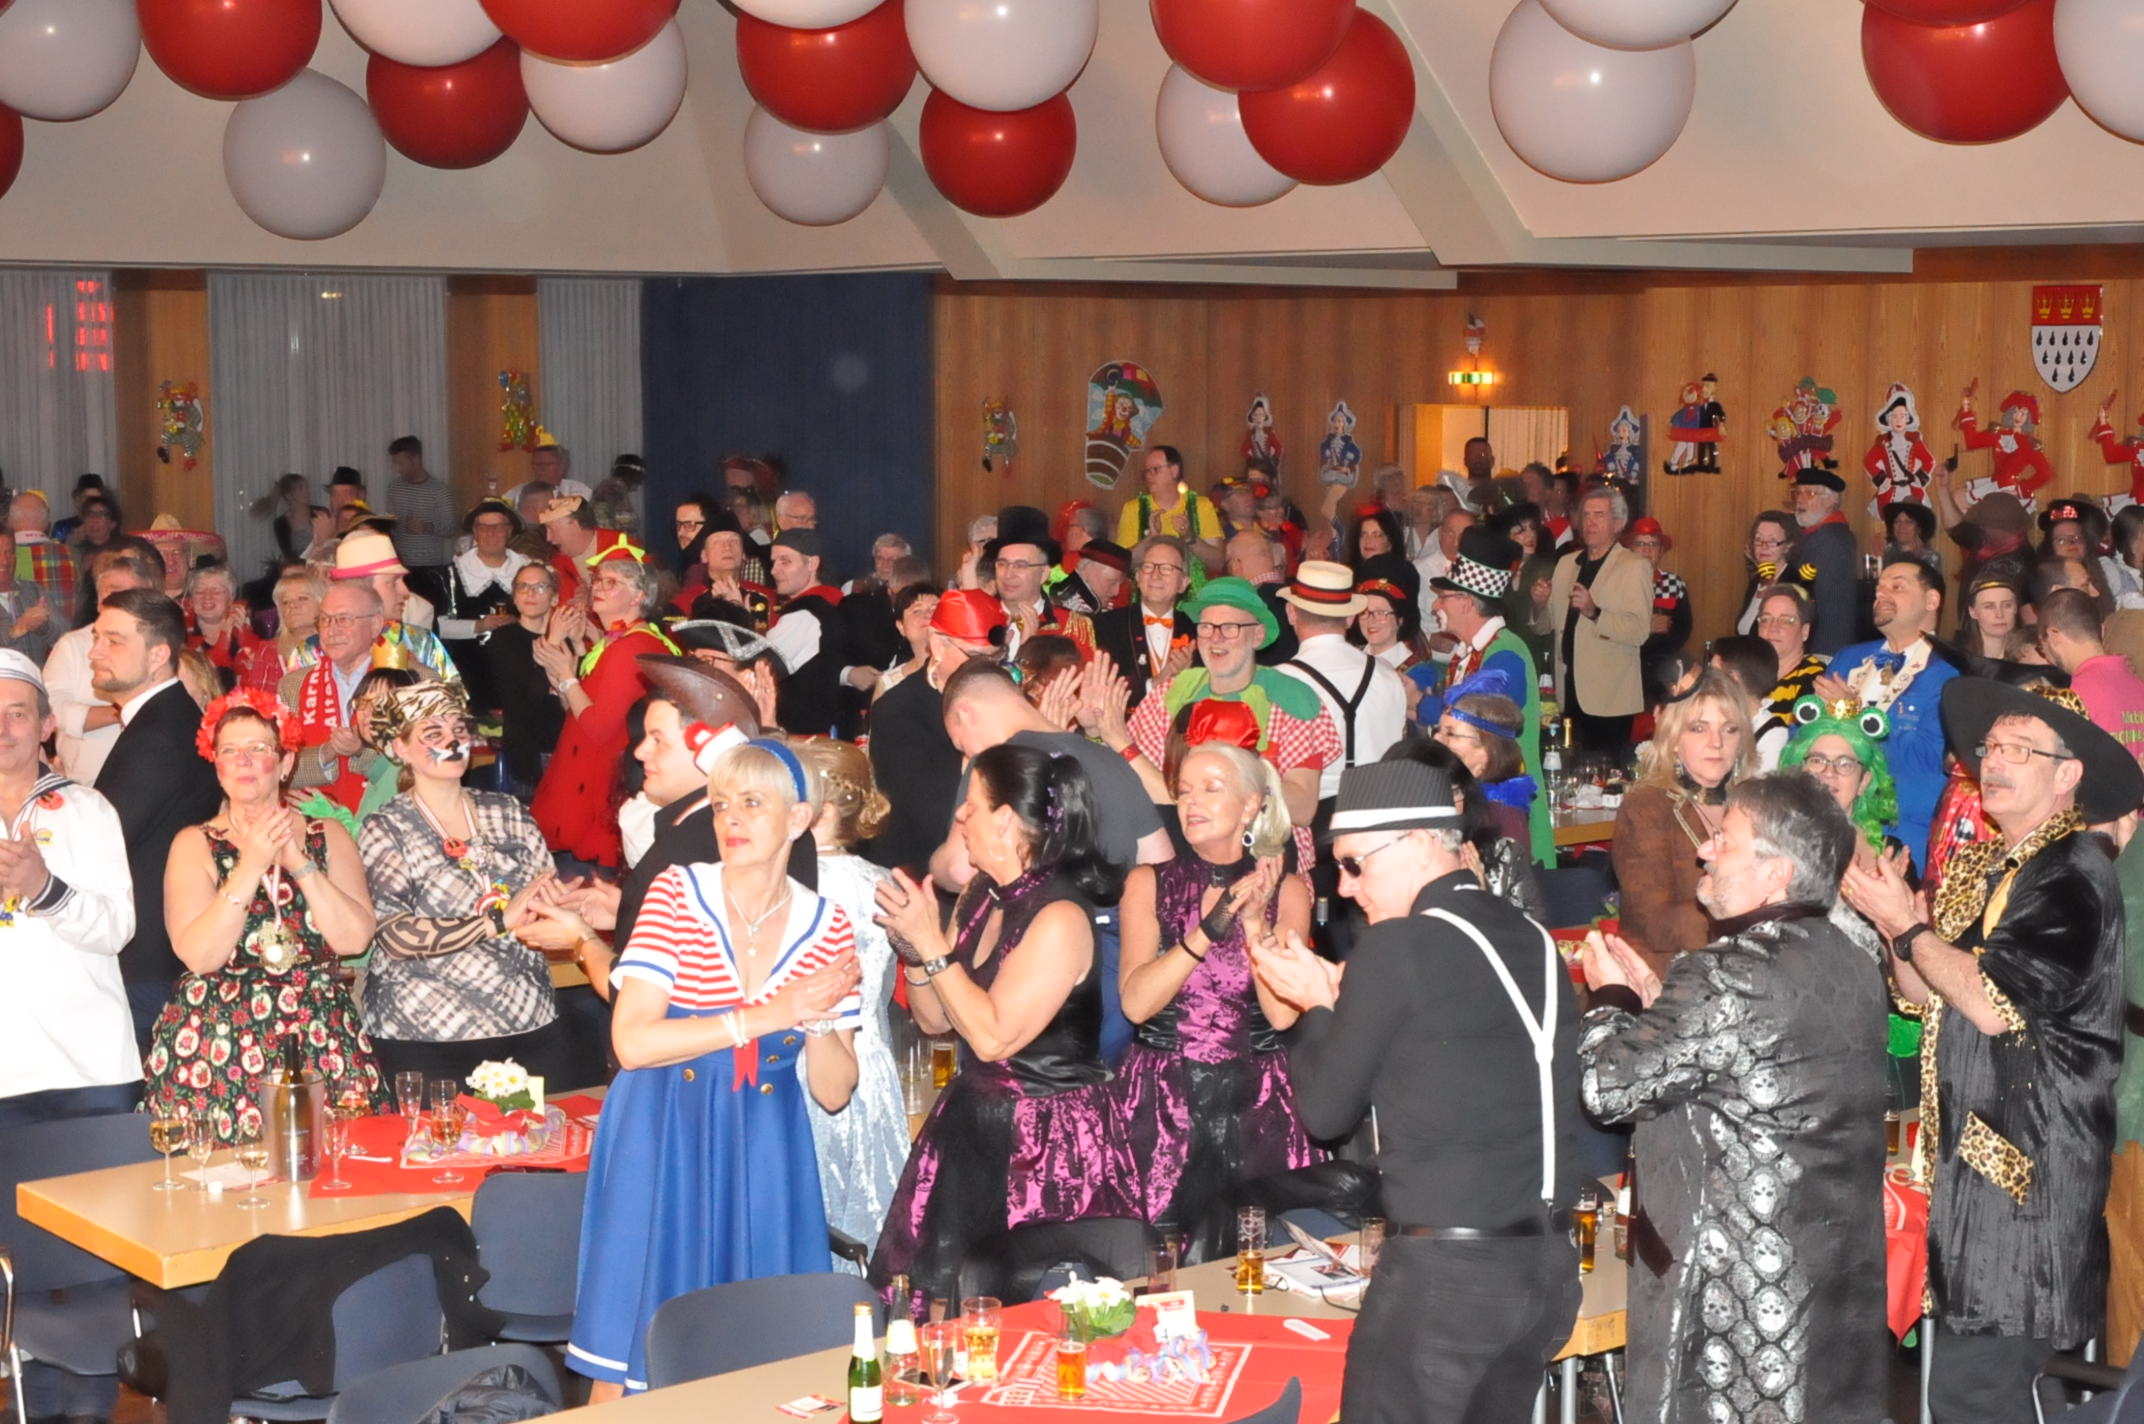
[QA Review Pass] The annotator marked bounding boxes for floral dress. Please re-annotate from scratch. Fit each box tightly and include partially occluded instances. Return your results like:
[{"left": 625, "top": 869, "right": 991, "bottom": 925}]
[{"left": 143, "top": 824, "right": 386, "bottom": 1142}]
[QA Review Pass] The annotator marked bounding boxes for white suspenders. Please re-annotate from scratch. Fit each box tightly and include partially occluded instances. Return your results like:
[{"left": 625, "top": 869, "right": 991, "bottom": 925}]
[{"left": 1420, "top": 900, "right": 1560, "bottom": 1209}]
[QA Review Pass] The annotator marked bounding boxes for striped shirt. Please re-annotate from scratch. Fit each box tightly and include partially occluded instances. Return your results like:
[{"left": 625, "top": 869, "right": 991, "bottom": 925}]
[
  {"left": 385, "top": 474, "right": 459, "bottom": 567},
  {"left": 617, "top": 863, "right": 861, "bottom": 1027}
]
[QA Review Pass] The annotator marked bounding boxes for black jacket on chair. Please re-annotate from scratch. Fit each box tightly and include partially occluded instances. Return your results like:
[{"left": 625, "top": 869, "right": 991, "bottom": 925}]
[
  {"left": 97, "top": 679, "right": 222, "bottom": 985},
  {"left": 1092, "top": 605, "right": 1195, "bottom": 707}
]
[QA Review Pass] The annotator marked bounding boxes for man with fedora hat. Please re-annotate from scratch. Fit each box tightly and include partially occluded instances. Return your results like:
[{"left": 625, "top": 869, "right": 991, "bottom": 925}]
[
  {"left": 1787, "top": 465, "right": 1861, "bottom": 656},
  {"left": 1250, "top": 758, "right": 1582, "bottom": 1422},
  {"left": 1550, "top": 486, "right": 1652, "bottom": 753},
  {"left": 766, "top": 527, "right": 848, "bottom": 736},
  {"left": 284, "top": 528, "right": 459, "bottom": 684},
  {"left": 436, "top": 497, "right": 531, "bottom": 713},
  {"left": 1845, "top": 679, "right": 2142, "bottom": 1422},
  {"left": 1415, "top": 524, "right": 1547, "bottom": 864},
  {"left": 985, "top": 505, "right": 1095, "bottom": 663}
]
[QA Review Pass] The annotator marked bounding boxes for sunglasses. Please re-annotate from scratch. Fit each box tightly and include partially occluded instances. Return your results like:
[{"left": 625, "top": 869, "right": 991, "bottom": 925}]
[{"left": 1335, "top": 837, "right": 1408, "bottom": 880}]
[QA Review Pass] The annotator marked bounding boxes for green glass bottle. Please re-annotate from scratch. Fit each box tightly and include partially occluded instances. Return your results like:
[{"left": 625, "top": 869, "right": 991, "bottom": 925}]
[{"left": 847, "top": 1303, "right": 883, "bottom": 1424}]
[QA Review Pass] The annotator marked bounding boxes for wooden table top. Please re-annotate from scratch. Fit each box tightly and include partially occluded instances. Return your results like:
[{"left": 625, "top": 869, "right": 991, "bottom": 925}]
[
  {"left": 1551, "top": 809, "right": 1618, "bottom": 847},
  {"left": 561, "top": 1249, "right": 1624, "bottom": 1423}
]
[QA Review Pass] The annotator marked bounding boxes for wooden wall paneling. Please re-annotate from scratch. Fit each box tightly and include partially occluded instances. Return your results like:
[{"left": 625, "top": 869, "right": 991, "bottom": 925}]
[
  {"left": 444, "top": 279, "right": 540, "bottom": 513},
  {"left": 111, "top": 271, "right": 214, "bottom": 532}
]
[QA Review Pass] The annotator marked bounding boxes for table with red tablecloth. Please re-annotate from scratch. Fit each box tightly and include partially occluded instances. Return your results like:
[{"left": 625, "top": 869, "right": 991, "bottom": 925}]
[{"left": 306, "top": 1093, "right": 602, "bottom": 1198}]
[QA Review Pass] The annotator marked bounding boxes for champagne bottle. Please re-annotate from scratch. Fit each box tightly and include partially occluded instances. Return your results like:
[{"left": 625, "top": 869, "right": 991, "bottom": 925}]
[{"left": 847, "top": 1303, "right": 883, "bottom": 1424}]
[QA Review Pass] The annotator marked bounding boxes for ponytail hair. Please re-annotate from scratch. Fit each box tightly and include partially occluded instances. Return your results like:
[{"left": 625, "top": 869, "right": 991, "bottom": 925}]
[{"left": 970, "top": 742, "right": 1124, "bottom": 907}]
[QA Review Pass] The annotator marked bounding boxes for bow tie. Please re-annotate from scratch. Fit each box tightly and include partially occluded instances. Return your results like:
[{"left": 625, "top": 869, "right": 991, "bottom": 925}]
[
  {"left": 1144, "top": 615, "right": 1173, "bottom": 629},
  {"left": 1871, "top": 650, "right": 1904, "bottom": 672}
]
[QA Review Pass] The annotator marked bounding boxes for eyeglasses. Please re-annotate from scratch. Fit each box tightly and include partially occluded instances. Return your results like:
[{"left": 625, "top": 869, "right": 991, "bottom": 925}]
[
  {"left": 994, "top": 558, "right": 1048, "bottom": 573},
  {"left": 1976, "top": 740, "right": 2074, "bottom": 767},
  {"left": 590, "top": 575, "right": 633, "bottom": 592},
  {"left": 1800, "top": 753, "right": 1866, "bottom": 776},
  {"left": 316, "top": 613, "right": 379, "bottom": 629},
  {"left": 675, "top": 518, "right": 705, "bottom": 530},
  {"left": 1335, "top": 838, "right": 1408, "bottom": 881},
  {"left": 1135, "top": 562, "right": 1185, "bottom": 577},
  {"left": 215, "top": 743, "right": 279, "bottom": 762},
  {"left": 1755, "top": 615, "right": 1802, "bottom": 629},
  {"left": 1195, "top": 621, "right": 1262, "bottom": 640}
]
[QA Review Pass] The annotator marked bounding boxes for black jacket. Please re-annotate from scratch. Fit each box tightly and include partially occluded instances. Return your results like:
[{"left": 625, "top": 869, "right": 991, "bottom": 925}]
[
  {"left": 1091, "top": 605, "right": 1195, "bottom": 707},
  {"left": 1788, "top": 520, "right": 1860, "bottom": 657},
  {"left": 97, "top": 680, "right": 221, "bottom": 984}
]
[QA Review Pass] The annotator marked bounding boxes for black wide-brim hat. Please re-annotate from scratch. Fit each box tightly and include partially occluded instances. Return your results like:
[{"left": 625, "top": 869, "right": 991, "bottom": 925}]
[
  {"left": 982, "top": 504, "right": 1062, "bottom": 568},
  {"left": 1939, "top": 676, "right": 2144, "bottom": 824},
  {"left": 1792, "top": 467, "right": 1846, "bottom": 493},
  {"left": 2038, "top": 496, "right": 2100, "bottom": 533}
]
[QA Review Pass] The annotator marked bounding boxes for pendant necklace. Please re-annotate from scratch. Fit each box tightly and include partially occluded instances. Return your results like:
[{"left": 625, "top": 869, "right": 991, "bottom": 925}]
[
  {"left": 726, "top": 882, "right": 791, "bottom": 957},
  {"left": 415, "top": 793, "right": 511, "bottom": 920}
]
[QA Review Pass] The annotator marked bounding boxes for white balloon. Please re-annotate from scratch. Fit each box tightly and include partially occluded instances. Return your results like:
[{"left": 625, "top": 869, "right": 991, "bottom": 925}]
[
  {"left": 1154, "top": 65, "right": 1294, "bottom": 208},
  {"left": 1489, "top": 0, "right": 1694, "bottom": 183},
  {"left": 906, "top": 0, "right": 1096, "bottom": 113},
  {"left": 743, "top": 107, "right": 888, "bottom": 225},
  {"left": 522, "top": 19, "right": 686, "bottom": 154},
  {"left": 1537, "top": 0, "right": 1735, "bottom": 51},
  {"left": 734, "top": 0, "right": 887, "bottom": 25},
  {"left": 0, "top": 0, "right": 139, "bottom": 123},
  {"left": 222, "top": 70, "right": 387, "bottom": 240},
  {"left": 2055, "top": 0, "right": 2144, "bottom": 144},
  {"left": 328, "top": 0, "right": 501, "bottom": 68}
]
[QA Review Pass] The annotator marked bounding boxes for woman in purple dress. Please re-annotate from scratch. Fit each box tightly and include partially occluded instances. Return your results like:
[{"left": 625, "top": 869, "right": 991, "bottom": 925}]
[
  {"left": 868, "top": 743, "right": 1136, "bottom": 1302},
  {"left": 1113, "top": 743, "right": 1319, "bottom": 1258}
]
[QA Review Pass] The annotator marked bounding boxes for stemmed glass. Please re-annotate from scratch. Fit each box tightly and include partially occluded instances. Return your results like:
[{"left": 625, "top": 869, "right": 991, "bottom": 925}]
[
  {"left": 428, "top": 1081, "right": 467, "bottom": 1185},
  {"left": 232, "top": 1122, "right": 271, "bottom": 1209},
  {"left": 921, "top": 1320, "right": 960, "bottom": 1424},
  {"left": 148, "top": 1109, "right": 186, "bottom": 1192},
  {"left": 185, "top": 1114, "right": 216, "bottom": 1192},
  {"left": 316, "top": 1108, "right": 352, "bottom": 1194}
]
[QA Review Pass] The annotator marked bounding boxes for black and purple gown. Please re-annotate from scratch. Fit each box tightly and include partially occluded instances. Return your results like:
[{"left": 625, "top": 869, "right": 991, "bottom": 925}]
[
  {"left": 1112, "top": 858, "right": 1322, "bottom": 1257},
  {"left": 869, "top": 869, "right": 1137, "bottom": 1301}
]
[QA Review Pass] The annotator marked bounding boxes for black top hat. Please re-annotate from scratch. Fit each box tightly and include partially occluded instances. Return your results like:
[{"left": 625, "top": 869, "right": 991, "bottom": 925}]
[
  {"left": 1792, "top": 467, "right": 1847, "bottom": 493},
  {"left": 1430, "top": 526, "right": 1522, "bottom": 600},
  {"left": 982, "top": 505, "right": 1062, "bottom": 568},
  {"left": 1939, "top": 677, "right": 2144, "bottom": 824}
]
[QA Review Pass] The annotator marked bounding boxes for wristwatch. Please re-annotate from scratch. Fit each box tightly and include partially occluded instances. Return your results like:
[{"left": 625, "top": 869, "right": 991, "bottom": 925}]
[
  {"left": 920, "top": 954, "right": 954, "bottom": 979},
  {"left": 1888, "top": 923, "right": 1929, "bottom": 962}
]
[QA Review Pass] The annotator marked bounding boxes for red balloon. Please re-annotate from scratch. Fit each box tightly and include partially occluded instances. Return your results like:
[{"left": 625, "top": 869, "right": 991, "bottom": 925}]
[
  {"left": 736, "top": 1, "right": 915, "bottom": 135},
  {"left": 919, "top": 89, "right": 1075, "bottom": 219},
  {"left": 1862, "top": 0, "right": 2067, "bottom": 143},
  {"left": 1150, "top": 0, "right": 1355, "bottom": 92},
  {"left": 367, "top": 40, "right": 528, "bottom": 170},
  {"left": 477, "top": 0, "right": 677, "bottom": 63},
  {"left": 0, "top": 106, "right": 21, "bottom": 205},
  {"left": 1864, "top": 0, "right": 2029, "bottom": 23},
  {"left": 1239, "top": 12, "right": 1413, "bottom": 186},
  {"left": 139, "top": 0, "right": 322, "bottom": 101}
]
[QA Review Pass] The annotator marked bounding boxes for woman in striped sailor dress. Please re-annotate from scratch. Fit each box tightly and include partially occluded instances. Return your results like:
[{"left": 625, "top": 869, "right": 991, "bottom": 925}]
[{"left": 568, "top": 739, "right": 863, "bottom": 1400}]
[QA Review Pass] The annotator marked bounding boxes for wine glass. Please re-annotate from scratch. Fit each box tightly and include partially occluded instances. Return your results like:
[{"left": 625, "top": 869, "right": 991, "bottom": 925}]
[
  {"left": 232, "top": 1122, "right": 271, "bottom": 1210},
  {"left": 185, "top": 1114, "right": 217, "bottom": 1191},
  {"left": 394, "top": 1070, "right": 425, "bottom": 1123},
  {"left": 317, "top": 1109, "right": 352, "bottom": 1194},
  {"left": 148, "top": 1109, "right": 186, "bottom": 1192},
  {"left": 922, "top": 1320, "right": 960, "bottom": 1424},
  {"left": 428, "top": 1081, "right": 466, "bottom": 1185}
]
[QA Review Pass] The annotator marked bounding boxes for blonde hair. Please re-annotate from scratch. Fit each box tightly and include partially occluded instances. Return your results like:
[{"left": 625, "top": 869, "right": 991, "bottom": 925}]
[
  {"left": 1178, "top": 743, "right": 1291, "bottom": 859},
  {"left": 795, "top": 738, "right": 890, "bottom": 849},
  {"left": 707, "top": 737, "right": 818, "bottom": 813},
  {"left": 1636, "top": 667, "right": 1757, "bottom": 794}
]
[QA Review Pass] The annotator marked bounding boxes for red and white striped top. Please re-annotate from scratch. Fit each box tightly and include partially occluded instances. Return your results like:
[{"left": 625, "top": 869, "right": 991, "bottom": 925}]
[{"left": 615, "top": 863, "right": 861, "bottom": 1028}]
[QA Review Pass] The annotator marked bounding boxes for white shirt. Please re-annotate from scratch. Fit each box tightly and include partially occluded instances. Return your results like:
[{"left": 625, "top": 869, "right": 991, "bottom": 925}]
[
  {"left": 1139, "top": 603, "right": 1178, "bottom": 670},
  {"left": 44, "top": 626, "right": 118, "bottom": 785},
  {"left": 438, "top": 548, "right": 533, "bottom": 640},
  {"left": 1275, "top": 630, "right": 1409, "bottom": 800},
  {"left": 1413, "top": 549, "right": 1451, "bottom": 629},
  {"left": 117, "top": 675, "right": 185, "bottom": 727},
  {"left": 0, "top": 774, "right": 139, "bottom": 1097}
]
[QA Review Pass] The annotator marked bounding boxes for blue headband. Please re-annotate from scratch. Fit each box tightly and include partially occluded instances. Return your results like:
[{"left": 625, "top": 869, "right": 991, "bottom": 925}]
[
  {"left": 1441, "top": 666, "right": 1521, "bottom": 742},
  {"left": 746, "top": 737, "right": 810, "bottom": 803}
]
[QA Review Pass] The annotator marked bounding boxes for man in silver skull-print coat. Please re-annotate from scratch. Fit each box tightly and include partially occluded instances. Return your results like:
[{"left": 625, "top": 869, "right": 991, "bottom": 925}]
[{"left": 1576, "top": 772, "right": 1889, "bottom": 1423}]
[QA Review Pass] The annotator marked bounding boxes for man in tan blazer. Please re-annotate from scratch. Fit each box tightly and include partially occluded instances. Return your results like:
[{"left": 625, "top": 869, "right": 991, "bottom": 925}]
[{"left": 1549, "top": 487, "right": 1653, "bottom": 751}]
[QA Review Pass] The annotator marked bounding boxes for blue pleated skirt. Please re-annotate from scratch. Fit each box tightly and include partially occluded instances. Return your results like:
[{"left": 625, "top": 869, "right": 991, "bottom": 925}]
[{"left": 566, "top": 1008, "right": 830, "bottom": 1392}]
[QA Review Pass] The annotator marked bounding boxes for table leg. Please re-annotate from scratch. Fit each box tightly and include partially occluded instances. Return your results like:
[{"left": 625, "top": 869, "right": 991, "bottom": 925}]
[
  {"left": 1533, "top": 1375, "right": 1547, "bottom": 1424},
  {"left": 1606, "top": 1349, "right": 1625, "bottom": 1424},
  {"left": 1561, "top": 1356, "right": 1579, "bottom": 1424},
  {"left": 1919, "top": 1315, "right": 1934, "bottom": 1424}
]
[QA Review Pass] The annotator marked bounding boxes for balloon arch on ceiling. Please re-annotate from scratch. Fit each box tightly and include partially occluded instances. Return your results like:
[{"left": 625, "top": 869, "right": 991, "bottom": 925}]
[{"left": 0, "top": 0, "right": 2136, "bottom": 238}]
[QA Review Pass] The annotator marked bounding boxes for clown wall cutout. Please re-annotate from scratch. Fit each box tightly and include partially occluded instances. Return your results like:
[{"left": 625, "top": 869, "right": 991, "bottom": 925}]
[
  {"left": 2090, "top": 387, "right": 2144, "bottom": 511},
  {"left": 1242, "top": 393, "right": 1283, "bottom": 476},
  {"left": 1600, "top": 405, "right": 1644, "bottom": 489},
  {"left": 1084, "top": 361, "right": 1164, "bottom": 490},
  {"left": 1769, "top": 377, "right": 1840, "bottom": 482},
  {"left": 982, "top": 397, "right": 1018, "bottom": 474},
  {"left": 1864, "top": 383, "right": 1935, "bottom": 511},
  {"left": 1663, "top": 372, "right": 1725, "bottom": 474},
  {"left": 155, "top": 381, "right": 205, "bottom": 469},
  {"left": 1319, "top": 400, "right": 1362, "bottom": 487},
  {"left": 1953, "top": 378, "right": 2054, "bottom": 509}
]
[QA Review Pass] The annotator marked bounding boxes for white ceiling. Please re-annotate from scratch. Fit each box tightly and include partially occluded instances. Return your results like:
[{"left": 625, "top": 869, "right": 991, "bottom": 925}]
[{"left": 1, "top": 0, "right": 2140, "bottom": 284}]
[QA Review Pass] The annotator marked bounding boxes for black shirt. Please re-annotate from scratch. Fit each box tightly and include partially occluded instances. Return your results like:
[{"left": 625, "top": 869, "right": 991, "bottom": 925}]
[
  {"left": 867, "top": 673, "right": 962, "bottom": 879},
  {"left": 1558, "top": 548, "right": 1608, "bottom": 692},
  {"left": 487, "top": 624, "right": 566, "bottom": 788},
  {"left": 1290, "top": 871, "right": 1580, "bottom": 1229}
]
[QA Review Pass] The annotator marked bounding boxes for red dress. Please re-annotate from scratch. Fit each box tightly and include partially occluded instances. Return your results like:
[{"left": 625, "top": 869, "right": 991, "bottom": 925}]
[{"left": 531, "top": 624, "right": 668, "bottom": 868}]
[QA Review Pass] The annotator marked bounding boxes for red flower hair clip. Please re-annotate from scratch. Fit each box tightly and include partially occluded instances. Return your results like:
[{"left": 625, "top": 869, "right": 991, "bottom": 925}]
[{"left": 195, "top": 687, "right": 302, "bottom": 763}]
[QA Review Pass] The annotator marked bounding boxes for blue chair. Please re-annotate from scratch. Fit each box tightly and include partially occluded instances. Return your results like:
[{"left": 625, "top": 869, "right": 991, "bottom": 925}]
[
  {"left": 1225, "top": 1377, "right": 1302, "bottom": 1424},
  {"left": 468, "top": 1172, "right": 587, "bottom": 1343},
  {"left": 2033, "top": 1336, "right": 2144, "bottom": 1423},
  {"left": 0, "top": 1113, "right": 160, "bottom": 1424},
  {"left": 325, "top": 1343, "right": 561, "bottom": 1424},
  {"left": 644, "top": 1273, "right": 880, "bottom": 1390},
  {"left": 231, "top": 1252, "right": 446, "bottom": 1420}
]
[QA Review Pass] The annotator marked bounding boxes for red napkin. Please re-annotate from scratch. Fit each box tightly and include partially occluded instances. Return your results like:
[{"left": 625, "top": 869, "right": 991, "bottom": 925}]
[{"left": 456, "top": 1093, "right": 543, "bottom": 1138}]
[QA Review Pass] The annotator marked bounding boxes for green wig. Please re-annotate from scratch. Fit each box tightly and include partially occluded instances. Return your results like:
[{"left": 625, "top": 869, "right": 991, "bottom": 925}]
[{"left": 1777, "top": 695, "right": 1897, "bottom": 850}]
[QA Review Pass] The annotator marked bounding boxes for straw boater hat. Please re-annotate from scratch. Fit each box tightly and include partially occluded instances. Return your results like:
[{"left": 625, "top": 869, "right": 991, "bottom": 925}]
[
  {"left": 1430, "top": 526, "right": 1520, "bottom": 600},
  {"left": 540, "top": 494, "right": 587, "bottom": 525},
  {"left": 1330, "top": 760, "right": 1463, "bottom": 835},
  {"left": 1278, "top": 560, "right": 1368, "bottom": 619},
  {"left": 1939, "top": 677, "right": 2144, "bottom": 825},
  {"left": 331, "top": 529, "right": 407, "bottom": 581}
]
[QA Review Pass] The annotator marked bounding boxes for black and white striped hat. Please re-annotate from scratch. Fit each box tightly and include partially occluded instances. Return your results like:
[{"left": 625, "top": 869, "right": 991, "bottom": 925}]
[{"left": 1330, "top": 761, "right": 1462, "bottom": 834}]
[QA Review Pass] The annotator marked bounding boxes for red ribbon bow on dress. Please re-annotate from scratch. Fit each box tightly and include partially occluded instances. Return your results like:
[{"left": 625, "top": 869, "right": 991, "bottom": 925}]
[
  {"left": 455, "top": 1093, "right": 543, "bottom": 1138},
  {"left": 730, "top": 1012, "right": 761, "bottom": 1091}
]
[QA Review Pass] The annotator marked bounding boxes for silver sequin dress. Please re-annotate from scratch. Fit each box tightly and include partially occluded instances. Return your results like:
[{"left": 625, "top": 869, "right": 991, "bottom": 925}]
[{"left": 801, "top": 852, "right": 909, "bottom": 1271}]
